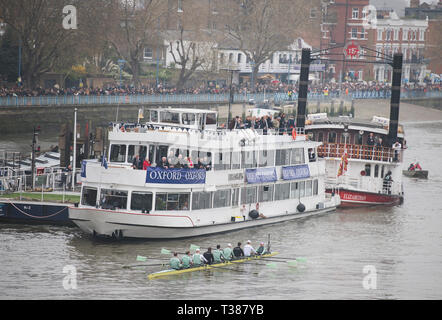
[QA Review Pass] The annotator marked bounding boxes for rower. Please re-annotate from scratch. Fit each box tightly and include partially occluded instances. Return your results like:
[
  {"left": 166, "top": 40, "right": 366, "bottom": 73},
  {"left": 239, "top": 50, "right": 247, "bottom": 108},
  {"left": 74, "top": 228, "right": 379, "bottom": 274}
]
[
  {"left": 243, "top": 240, "right": 257, "bottom": 257},
  {"left": 203, "top": 247, "right": 214, "bottom": 265},
  {"left": 256, "top": 242, "right": 266, "bottom": 255},
  {"left": 192, "top": 249, "right": 208, "bottom": 266},
  {"left": 223, "top": 243, "right": 234, "bottom": 261},
  {"left": 169, "top": 252, "right": 182, "bottom": 270},
  {"left": 233, "top": 242, "right": 244, "bottom": 259},
  {"left": 181, "top": 251, "right": 193, "bottom": 269},
  {"left": 212, "top": 245, "right": 225, "bottom": 263}
]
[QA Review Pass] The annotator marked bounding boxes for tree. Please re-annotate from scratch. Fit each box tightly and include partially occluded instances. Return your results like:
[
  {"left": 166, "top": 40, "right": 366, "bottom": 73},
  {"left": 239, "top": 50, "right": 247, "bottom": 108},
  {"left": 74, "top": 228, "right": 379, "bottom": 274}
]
[
  {"left": 104, "top": 0, "right": 168, "bottom": 88},
  {"left": 222, "top": 0, "right": 311, "bottom": 91}
]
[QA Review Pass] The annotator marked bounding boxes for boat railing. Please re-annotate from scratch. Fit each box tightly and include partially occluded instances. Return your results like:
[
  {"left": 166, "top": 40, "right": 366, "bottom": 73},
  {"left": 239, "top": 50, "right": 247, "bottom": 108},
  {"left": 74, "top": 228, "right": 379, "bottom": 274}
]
[
  {"left": 317, "top": 143, "right": 403, "bottom": 163},
  {"left": 111, "top": 122, "right": 305, "bottom": 137}
]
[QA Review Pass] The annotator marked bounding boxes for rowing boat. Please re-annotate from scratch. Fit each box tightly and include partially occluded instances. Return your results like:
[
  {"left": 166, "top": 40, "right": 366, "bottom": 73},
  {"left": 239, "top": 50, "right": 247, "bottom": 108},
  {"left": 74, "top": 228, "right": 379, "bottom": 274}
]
[
  {"left": 147, "top": 252, "right": 279, "bottom": 280},
  {"left": 402, "top": 170, "right": 428, "bottom": 179}
]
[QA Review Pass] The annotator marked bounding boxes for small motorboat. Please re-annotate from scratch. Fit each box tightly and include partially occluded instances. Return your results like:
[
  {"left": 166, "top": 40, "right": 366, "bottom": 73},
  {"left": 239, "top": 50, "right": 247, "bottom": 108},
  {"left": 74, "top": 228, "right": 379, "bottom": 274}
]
[{"left": 402, "top": 170, "right": 428, "bottom": 179}]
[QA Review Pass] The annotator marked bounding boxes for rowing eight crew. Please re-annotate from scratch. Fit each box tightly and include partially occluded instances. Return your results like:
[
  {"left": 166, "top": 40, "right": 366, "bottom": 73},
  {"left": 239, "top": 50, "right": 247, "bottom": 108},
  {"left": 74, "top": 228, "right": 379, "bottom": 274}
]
[{"left": 169, "top": 241, "right": 268, "bottom": 270}]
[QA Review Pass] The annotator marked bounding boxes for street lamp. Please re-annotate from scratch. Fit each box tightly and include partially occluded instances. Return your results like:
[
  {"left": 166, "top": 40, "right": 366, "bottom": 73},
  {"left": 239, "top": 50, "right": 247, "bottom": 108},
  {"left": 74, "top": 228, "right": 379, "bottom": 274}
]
[{"left": 220, "top": 67, "right": 240, "bottom": 128}]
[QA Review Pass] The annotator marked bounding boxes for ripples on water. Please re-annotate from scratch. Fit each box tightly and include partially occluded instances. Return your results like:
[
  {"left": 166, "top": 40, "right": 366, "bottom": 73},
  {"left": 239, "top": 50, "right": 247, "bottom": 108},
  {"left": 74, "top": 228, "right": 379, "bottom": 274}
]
[{"left": 0, "top": 122, "right": 441, "bottom": 299}]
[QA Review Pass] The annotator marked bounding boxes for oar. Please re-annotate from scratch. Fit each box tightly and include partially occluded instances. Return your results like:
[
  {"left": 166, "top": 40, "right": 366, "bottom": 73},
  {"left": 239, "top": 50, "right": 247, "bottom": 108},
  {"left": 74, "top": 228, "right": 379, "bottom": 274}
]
[
  {"left": 262, "top": 256, "right": 307, "bottom": 262},
  {"left": 123, "top": 263, "right": 166, "bottom": 269},
  {"left": 205, "top": 264, "right": 248, "bottom": 273}
]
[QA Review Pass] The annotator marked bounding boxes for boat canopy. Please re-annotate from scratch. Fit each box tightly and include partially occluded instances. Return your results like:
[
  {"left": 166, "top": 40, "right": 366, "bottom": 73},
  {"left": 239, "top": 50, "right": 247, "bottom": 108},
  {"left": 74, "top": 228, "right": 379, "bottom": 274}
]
[{"left": 144, "top": 107, "right": 218, "bottom": 131}]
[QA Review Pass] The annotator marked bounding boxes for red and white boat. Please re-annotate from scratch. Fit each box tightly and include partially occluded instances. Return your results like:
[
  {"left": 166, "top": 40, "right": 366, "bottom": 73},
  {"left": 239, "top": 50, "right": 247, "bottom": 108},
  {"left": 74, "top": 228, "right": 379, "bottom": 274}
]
[{"left": 305, "top": 113, "right": 405, "bottom": 207}]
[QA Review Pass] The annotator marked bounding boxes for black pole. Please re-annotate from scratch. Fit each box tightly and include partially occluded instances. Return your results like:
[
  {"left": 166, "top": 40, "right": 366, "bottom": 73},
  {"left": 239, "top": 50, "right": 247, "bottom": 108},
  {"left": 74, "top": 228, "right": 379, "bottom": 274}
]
[
  {"left": 387, "top": 53, "right": 403, "bottom": 146},
  {"left": 296, "top": 48, "right": 311, "bottom": 129},
  {"left": 228, "top": 70, "right": 234, "bottom": 128}
]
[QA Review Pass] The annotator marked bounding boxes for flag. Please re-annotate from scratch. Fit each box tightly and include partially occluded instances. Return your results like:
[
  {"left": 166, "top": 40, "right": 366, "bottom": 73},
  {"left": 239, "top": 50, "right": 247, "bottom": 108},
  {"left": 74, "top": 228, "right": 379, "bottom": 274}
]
[
  {"left": 101, "top": 155, "right": 108, "bottom": 169},
  {"left": 337, "top": 144, "right": 349, "bottom": 177}
]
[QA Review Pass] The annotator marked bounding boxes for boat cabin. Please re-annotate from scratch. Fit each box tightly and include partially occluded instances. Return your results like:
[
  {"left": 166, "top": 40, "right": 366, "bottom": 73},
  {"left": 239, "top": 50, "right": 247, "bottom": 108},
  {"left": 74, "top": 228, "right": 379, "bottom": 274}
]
[{"left": 144, "top": 107, "right": 217, "bottom": 131}]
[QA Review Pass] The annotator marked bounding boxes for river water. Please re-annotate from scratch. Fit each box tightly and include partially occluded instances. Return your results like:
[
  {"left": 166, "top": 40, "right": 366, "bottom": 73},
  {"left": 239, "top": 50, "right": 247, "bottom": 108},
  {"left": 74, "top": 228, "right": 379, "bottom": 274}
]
[{"left": 0, "top": 121, "right": 441, "bottom": 300}]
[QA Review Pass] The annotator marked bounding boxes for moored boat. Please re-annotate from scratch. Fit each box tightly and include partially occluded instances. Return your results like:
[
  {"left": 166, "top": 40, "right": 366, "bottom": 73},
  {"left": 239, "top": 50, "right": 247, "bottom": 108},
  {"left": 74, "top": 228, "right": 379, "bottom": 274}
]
[{"left": 69, "top": 107, "right": 340, "bottom": 239}]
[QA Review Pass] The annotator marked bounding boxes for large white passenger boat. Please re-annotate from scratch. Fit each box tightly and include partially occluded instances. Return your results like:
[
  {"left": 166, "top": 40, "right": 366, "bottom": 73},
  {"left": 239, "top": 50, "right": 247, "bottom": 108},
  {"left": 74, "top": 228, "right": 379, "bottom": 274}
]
[{"left": 69, "top": 107, "right": 340, "bottom": 239}]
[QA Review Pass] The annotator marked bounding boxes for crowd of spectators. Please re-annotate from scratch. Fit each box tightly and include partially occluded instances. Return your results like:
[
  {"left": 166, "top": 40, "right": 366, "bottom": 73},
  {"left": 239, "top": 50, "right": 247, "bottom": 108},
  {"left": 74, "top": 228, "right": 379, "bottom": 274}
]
[{"left": 0, "top": 81, "right": 440, "bottom": 98}]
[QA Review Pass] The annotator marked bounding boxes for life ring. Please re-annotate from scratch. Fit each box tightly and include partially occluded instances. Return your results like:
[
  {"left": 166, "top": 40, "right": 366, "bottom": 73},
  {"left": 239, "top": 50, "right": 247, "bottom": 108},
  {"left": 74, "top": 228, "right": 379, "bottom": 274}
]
[
  {"left": 292, "top": 128, "right": 297, "bottom": 140},
  {"left": 360, "top": 170, "right": 366, "bottom": 176}
]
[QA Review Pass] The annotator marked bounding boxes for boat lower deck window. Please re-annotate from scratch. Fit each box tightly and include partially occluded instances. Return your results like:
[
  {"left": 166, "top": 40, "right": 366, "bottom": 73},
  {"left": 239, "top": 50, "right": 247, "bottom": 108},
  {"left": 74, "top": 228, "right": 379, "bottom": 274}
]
[
  {"left": 241, "top": 186, "right": 257, "bottom": 205},
  {"left": 275, "top": 183, "right": 290, "bottom": 200},
  {"left": 192, "top": 192, "right": 212, "bottom": 210},
  {"left": 305, "top": 180, "right": 313, "bottom": 197},
  {"left": 131, "top": 192, "right": 153, "bottom": 213},
  {"left": 258, "top": 185, "right": 274, "bottom": 202},
  {"left": 100, "top": 189, "right": 128, "bottom": 210},
  {"left": 365, "top": 164, "right": 371, "bottom": 176},
  {"left": 313, "top": 179, "right": 318, "bottom": 195},
  {"left": 155, "top": 193, "right": 190, "bottom": 211},
  {"left": 213, "top": 189, "right": 231, "bottom": 208},
  {"left": 81, "top": 187, "right": 97, "bottom": 207},
  {"left": 110, "top": 144, "right": 127, "bottom": 163}
]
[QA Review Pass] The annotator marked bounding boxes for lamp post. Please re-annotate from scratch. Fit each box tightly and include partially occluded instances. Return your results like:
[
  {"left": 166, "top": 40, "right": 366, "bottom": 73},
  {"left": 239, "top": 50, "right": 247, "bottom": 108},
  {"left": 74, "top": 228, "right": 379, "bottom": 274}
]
[
  {"left": 117, "top": 59, "right": 126, "bottom": 88},
  {"left": 221, "top": 68, "right": 240, "bottom": 128},
  {"left": 72, "top": 108, "right": 77, "bottom": 191}
]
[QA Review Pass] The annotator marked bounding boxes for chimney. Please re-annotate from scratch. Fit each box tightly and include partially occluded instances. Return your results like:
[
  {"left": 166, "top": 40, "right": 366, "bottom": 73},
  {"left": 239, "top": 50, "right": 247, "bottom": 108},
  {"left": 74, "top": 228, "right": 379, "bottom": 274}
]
[
  {"left": 296, "top": 48, "right": 311, "bottom": 129},
  {"left": 387, "top": 53, "right": 403, "bottom": 146}
]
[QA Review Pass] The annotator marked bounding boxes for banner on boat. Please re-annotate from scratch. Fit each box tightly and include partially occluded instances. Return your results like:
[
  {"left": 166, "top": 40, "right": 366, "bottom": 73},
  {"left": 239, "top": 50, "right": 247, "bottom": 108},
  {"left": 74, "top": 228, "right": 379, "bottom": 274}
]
[
  {"left": 282, "top": 164, "right": 310, "bottom": 180},
  {"left": 245, "top": 167, "right": 277, "bottom": 184},
  {"left": 145, "top": 167, "right": 206, "bottom": 184}
]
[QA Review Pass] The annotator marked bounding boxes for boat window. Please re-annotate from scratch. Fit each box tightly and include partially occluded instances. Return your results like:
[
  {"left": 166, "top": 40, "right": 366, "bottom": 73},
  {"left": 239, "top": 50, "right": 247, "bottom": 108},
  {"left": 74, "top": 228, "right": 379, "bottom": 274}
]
[
  {"left": 258, "top": 149, "right": 275, "bottom": 167},
  {"left": 213, "top": 189, "right": 231, "bottom": 208},
  {"left": 275, "top": 183, "right": 290, "bottom": 200},
  {"left": 100, "top": 189, "right": 128, "bottom": 210},
  {"left": 81, "top": 187, "right": 97, "bottom": 207},
  {"left": 290, "top": 182, "right": 300, "bottom": 199},
  {"left": 155, "top": 145, "right": 169, "bottom": 165},
  {"left": 381, "top": 165, "right": 385, "bottom": 178},
  {"left": 365, "top": 164, "right": 371, "bottom": 176},
  {"left": 356, "top": 132, "right": 364, "bottom": 145},
  {"left": 231, "top": 188, "right": 240, "bottom": 207},
  {"left": 291, "top": 148, "right": 305, "bottom": 165},
  {"left": 110, "top": 144, "right": 127, "bottom": 163},
  {"left": 299, "top": 181, "right": 305, "bottom": 198},
  {"left": 214, "top": 152, "right": 231, "bottom": 170},
  {"left": 155, "top": 193, "right": 189, "bottom": 211},
  {"left": 275, "top": 149, "right": 290, "bottom": 166},
  {"left": 241, "top": 186, "right": 257, "bottom": 204},
  {"left": 168, "top": 148, "right": 189, "bottom": 167},
  {"left": 313, "top": 179, "right": 318, "bottom": 195},
  {"left": 308, "top": 148, "right": 316, "bottom": 162},
  {"left": 305, "top": 180, "right": 313, "bottom": 197},
  {"left": 128, "top": 145, "right": 149, "bottom": 164},
  {"left": 150, "top": 110, "right": 158, "bottom": 122},
  {"left": 318, "top": 132, "right": 324, "bottom": 142},
  {"left": 231, "top": 152, "right": 241, "bottom": 169},
  {"left": 328, "top": 132, "right": 337, "bottom": 143},
  {"left": 241, "top": 150, "right": 257, "bottom": 168},
  {"left": 131, "top": 192, "right": 153, "bottom": 213},
  {"left": 192, "top": 192, "right": 212, "bottom": 210},
  {"left": 374, "top": 164, "right": 379, "bottom": 178},
  {"left": 182, "top": 113, "right": 196, "bottom": 125},
  {"left": 160, "top": 111, "right": 180, "bottom": 124},
  {"left": 258, "top": 185, "right": 274, "bottom": 202},
  {"left": 206, "top": 113, "right": 217, "bottom": 125}
]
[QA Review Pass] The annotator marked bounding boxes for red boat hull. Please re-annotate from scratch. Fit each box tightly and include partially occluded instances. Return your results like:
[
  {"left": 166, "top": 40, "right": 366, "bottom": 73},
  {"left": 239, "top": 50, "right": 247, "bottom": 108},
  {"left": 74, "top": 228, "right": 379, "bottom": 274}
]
[{"left": 326, "top": 189, "right": 403, "bottom": 208}]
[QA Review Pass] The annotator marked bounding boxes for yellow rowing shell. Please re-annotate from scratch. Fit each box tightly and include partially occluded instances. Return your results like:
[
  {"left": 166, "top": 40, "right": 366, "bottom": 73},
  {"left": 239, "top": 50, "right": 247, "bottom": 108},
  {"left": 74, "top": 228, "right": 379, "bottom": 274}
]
[{"left": 147, "top": 252, "right": 279, "bottom": 280}]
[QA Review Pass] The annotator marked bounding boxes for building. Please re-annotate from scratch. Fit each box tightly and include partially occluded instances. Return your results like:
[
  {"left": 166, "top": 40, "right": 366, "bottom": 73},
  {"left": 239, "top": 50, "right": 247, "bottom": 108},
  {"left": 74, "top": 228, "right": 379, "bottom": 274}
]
[{"left": 405, "top": 0, "right": 442, "bottom": 19}]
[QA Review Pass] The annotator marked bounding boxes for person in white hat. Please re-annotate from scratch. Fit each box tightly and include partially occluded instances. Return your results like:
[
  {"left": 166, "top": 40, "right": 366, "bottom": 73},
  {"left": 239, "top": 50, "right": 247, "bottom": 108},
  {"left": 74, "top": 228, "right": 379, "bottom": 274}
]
[
  {"left": 243, "top": 240, "right": 257, "bottom": 257},
  {"left": 192, "top": 248, "right": 208, "bottom": 266}
]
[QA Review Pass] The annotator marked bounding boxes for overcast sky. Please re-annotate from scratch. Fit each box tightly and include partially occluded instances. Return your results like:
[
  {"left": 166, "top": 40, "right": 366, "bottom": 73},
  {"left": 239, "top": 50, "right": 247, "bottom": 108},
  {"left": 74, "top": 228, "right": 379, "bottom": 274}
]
[{"left": 370, "top": 0, "right": 439, "bottom": 16}]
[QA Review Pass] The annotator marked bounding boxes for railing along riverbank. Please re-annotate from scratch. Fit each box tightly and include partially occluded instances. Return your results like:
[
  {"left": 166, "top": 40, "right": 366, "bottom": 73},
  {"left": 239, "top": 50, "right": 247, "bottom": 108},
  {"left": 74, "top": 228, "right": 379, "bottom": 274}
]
[{"left": 1, "top": 90, "right": 440, "bottom": 107}]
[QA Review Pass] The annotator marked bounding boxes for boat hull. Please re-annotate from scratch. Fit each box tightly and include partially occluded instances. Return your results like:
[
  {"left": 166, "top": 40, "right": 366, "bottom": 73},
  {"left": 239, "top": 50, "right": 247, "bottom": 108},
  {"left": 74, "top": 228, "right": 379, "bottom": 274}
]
[
  {"left": 402, "top": 170, "right": 428, "bottom": 179},
  {"left": 326, "top": 188, "right": 402, "bottom": 208},
  {"left": 69, "top": 196, "right": 340, "bottom": 239}
]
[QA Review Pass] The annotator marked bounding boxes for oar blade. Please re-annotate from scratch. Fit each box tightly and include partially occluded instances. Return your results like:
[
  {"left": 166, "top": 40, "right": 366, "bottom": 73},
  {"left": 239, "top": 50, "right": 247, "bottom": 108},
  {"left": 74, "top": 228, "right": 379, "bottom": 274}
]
[
  {"left": 136, "top": 255, "right": 147, "bottom": 262},
  {"left": 161, "top": 248, "right": 171, "bottom": 255},
  {"left": 190, "top": 244, "right": 200, "bottom": 252},
  {"left": 287, "top": 260, "right": 298, "bottom": 267},
  {"left": 296, "top": 257, "right": 307, "bottom": 263},
  {"left": 266, "top": 262, "right": 277, "bottom": 268}
]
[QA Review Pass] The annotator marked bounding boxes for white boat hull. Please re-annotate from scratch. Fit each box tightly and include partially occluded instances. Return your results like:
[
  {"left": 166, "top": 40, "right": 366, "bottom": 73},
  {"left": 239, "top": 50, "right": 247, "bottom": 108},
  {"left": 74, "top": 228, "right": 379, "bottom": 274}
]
[{"left": 69, "top": 196, "right": 340, "bottom": 239}]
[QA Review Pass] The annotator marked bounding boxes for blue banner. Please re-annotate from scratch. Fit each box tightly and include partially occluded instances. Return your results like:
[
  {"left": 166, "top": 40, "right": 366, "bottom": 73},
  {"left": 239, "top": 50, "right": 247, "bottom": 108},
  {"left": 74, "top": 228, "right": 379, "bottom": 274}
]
[
  {"left": 282, "top": 164, "right": 310, "bottom": 180},
  {"left": 245, "top": 167, "right": 277, "bottom": 184},
  {"left": 81, "top": 160, "right": 87, "bottom": 178},
  {"left": 145, "top": 167, "right": 206, "bottom": 184}
]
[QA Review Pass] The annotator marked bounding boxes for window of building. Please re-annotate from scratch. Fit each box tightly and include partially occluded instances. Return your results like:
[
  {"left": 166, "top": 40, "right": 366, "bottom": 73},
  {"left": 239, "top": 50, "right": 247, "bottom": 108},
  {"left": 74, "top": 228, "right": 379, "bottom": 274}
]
[
  {"left": 156, "top": 193, "right": 190, "bottom": 211},
  {"left": 100, "top": 189, "right": 128, "bottom": 210},
  {"left": 229, "top": 53, "right": 233, "bottom": 63},
  {"left": 219, "top": 53, "right": 225, "bottom": 65},
  {"left": 352, "top": 8, "right": 359, "bottom": 19},
  {"left": 351, "top": 28, "right": 358, "bottom": 39},
  {"left": 241, "top": 186, "right": 257, "bottom": 205},
  {"left": 378, "top": 29, "right": 383, "bottom": 41},
  {"left": 275, "top": 183, "right": 290, "bottom": 200},
  {"left": 238, "top": 53, "right": 242, "bottom": 63},
  {"left": 177, "top": 0, "right": 183, "bottom": 12},
  {"left": 403, "top": 29, "right": 408, "bottom": 41},
  {"left": 360, "top": 27, "right": 365, "bottom": 39},
  {"left": 419, "top": 29, "right": 425, "bottom": 41},
  {"left": 258, "top": 185, "right": 274, "bottom": 202},
  {"left": 131, "top": 192, "right": 153, "bottom": 212},
  {"left": 110, "top": 144, "right": 126, "bottom": 163},
  {"left": 192, "top": 192, "right": 212, "bottom": 210},
  {"left": 144, "top": 47, "right": 153, "bottom": 60},
  {"left": 213, "top": 189, "right": 231, "bottom": 208},
  {"left": 310, "top": 8, "right": 317, "bottom": 19},
  {"left": 81, "top": 187, "right": 97, "bottom": 207},
  {"left": 394, "top": 29, "right": 399, "bottom": 41}
]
